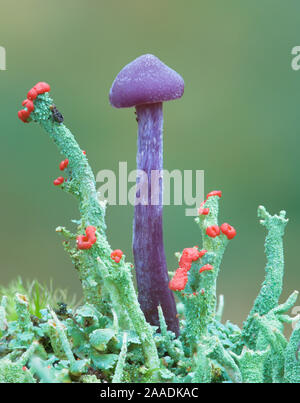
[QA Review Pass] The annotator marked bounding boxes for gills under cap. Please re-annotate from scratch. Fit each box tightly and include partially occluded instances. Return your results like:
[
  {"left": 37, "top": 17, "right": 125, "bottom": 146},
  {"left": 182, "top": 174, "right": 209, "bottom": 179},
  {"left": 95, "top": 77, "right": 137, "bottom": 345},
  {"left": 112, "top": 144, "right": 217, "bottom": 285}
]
[{"left": 109, "top": 54, "right": 184, "bottom": 108}]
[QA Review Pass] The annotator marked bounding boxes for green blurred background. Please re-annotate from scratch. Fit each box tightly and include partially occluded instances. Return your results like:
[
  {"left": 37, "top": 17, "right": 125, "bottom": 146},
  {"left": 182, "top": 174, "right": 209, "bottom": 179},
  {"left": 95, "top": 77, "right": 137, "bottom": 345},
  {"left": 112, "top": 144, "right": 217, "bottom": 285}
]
[{"left": 1, "top": 0, "right": 300, "bottom": 328}]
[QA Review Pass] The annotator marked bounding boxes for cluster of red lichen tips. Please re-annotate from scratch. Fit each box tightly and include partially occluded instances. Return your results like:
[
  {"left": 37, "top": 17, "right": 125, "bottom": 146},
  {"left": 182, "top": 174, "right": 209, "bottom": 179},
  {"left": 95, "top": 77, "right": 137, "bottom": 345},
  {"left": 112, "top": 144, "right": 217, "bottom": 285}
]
[
  {"left": 111, "top": 249, "right": 123, "bottom": 263},
  {"left": 18, "top": 82, "right": 51, "bottom": 123},
  {"left": 198, "top": 190, "right": 237, "bottom": 240},
  {"left": 53, "top": 152, "right": 86, "bottom": 186},
  {"left": 169, "top": 190, "right": 237, "bottom": 293},
  {"left": 76, "top": 226, "right": 97, "bottom": 250},
  {"left": 198, "top": 190, "right": 222, "bottom": 216},
  {"left": 53, "top": 159, "right": 69, "bottom": 186},
  {"left": 169, "top": 247, "right": 211, "bottom": 291},
  {"left": 53, "top": 176, "right": 64, "bottom": 186},
  {"left": 206, "top": 222, "right": 236, "bottom": 240},
  {"left": 59, "top": 159, "right": 69, "bottom": 171},
  {"left": 206, "top": 223, "right": 236, "bottom": 240}
]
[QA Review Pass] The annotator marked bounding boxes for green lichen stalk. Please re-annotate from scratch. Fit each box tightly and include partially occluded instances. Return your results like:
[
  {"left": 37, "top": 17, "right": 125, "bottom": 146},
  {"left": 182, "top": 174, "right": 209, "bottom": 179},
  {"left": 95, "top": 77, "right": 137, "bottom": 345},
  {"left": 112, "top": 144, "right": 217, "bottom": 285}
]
[
  {"left": 29, "top": 90, "right": 160, "bottom": 377},
  {"left": 169, "top": 192, "right": 299, "bottom": 383},
  {"left": 186, "top": 194, "right": 229, "bottom": 343}
]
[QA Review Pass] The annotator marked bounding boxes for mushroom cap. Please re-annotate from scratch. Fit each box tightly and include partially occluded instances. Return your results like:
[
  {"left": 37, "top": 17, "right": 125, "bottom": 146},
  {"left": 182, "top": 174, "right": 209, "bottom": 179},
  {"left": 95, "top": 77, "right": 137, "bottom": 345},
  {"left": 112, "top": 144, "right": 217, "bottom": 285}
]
[{"left": 109, "top": 54, "right": 184, "bottom": 108}]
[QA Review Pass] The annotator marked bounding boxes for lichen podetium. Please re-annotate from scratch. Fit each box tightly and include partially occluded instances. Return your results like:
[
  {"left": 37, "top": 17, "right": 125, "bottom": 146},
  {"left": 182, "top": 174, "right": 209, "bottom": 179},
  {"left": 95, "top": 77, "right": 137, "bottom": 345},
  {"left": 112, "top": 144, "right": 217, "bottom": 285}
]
[{"left": 0, "top": 68, "right": 298, "bottom": 382}]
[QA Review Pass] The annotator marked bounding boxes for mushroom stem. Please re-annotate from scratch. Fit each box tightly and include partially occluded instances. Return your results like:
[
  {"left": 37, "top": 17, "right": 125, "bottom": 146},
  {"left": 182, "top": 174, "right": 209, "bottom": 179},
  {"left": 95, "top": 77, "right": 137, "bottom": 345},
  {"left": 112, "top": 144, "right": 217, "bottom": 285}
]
[{"left": 133, "top": 102, "right": 179, "bottom": 336}]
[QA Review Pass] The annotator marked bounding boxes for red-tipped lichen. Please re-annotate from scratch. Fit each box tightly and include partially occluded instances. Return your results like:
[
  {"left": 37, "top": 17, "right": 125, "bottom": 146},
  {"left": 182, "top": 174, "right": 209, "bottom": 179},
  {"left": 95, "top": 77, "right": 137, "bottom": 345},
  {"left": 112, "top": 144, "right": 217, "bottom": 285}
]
[
  {"left": 206, "top": 190, "right": 222, "bottom": 199},
  {"left": 18, "top": 82, "right": 51, "bottom": 123},
  {"left": 206, "top": 225, "right": 220, "bottom": 238},
  {"left": 169, "top": 247, "right": 208, "bottom": 291},
  {"left": 53, "top": 177, "right": 64, "bottom": 186},
  {"left": 111, "top": 249, "right": 123, "bottom": 263},
  {"left": 179, "top": 247, "right": 202, "bottom": 271},
  {"left": 59, "top": 159, "right": 69, "bottom": 171},
  {"left": 198, "top": 201, "right": 209, "bottom": 216},
  {"left": 220, "top": 223, "right": 237, "bottom": 240},
  {"left": 199, "top": 264, "right": 213, "bottom": 274},
  {"left": 76, "top": 226, "right": 97, "bottom": 250},
  {"left": 169, "top": 267, "right": 188, "bottom": 291}
]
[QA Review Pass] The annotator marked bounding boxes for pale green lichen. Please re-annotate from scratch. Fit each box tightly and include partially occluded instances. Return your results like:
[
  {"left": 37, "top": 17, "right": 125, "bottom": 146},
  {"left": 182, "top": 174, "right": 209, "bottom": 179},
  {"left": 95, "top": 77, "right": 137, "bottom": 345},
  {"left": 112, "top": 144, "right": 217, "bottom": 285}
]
[
  {"left": 112, "top": 332, "right": 128, "bottom": 383},
  {"left": 0, "top": 297, "right": 8, "bottom": 332},
  {"left": 285, "top": 320, "right": 300, "bottom": 382}
]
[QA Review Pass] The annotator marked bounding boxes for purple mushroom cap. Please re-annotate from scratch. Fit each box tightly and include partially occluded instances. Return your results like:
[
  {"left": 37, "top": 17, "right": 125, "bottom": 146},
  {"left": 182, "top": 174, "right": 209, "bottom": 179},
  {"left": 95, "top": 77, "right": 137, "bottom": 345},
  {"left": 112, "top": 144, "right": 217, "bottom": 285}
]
[{"left": 109, "top": 54, "right": 184, "bottom": 108}]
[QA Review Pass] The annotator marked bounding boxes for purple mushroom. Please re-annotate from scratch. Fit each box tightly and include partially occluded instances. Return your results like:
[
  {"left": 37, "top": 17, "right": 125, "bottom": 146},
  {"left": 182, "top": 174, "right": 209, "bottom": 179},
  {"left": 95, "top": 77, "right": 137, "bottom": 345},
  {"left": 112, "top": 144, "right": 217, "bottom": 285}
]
[{"left": 109, "top": 54, "right": 184, "bottom": 335}]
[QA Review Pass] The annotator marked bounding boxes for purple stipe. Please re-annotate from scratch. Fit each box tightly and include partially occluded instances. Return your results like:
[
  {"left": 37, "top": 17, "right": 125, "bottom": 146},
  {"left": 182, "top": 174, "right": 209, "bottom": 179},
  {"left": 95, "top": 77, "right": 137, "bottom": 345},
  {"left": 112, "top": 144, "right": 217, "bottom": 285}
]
[
  {"left": 109, "top": 54, "right": 184, "bottom": 335},
  {"left": 133, "top": 103, "right": 179, "bottom": 335}
]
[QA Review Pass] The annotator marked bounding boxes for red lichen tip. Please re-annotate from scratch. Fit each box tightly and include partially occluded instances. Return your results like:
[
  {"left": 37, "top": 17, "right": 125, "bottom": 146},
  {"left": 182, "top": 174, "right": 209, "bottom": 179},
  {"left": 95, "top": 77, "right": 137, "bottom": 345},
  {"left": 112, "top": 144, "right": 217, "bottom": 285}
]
[
  {"left": 220, "top": 223, "right": 237, "bottom": 240},
  {"left": 169, "top": 267, "right": 188, "bottom": 291},
  {"left": 111, "top": 249, "right": 123, "bottom": 263},
  {"left": 170, "top": 247, "right": 209, "bottom": 292},
  {"left": 59, "top": 159, "right": 69, "bottom": 171},
  {"left": 199, "top": 264, "right": 213, "bottom": 274},
  {"left": 18, "top": 82, "right": 51, "bottom": 123},
  {"left": 33, "top": 82, "right": 51, "bottom": 95},
  {"left": 206, "top": 225, "right": 220, "bottom": 238},
  {"left": 22, "top": 99, "right": 34, "bottom": 112},
  {"left": 179, "top": 247, "right": 203, "bottom": 271},
  {"left": 53, "top": 176, "right": 64, "bottom": 186},
  {"left": 198, "top": 201, "right": 209, "bottom": 216},
  {"left": 18, "top": 109, "right": 30, "bottom": 123},
  {"left": 27, "top": 88, "right": 38, "bottom": 101},
  {"left": 199, "top": 249, "right": 207, "bottom": 258},
  {"left": 76, "top": 226, "right": 97, "bottom": 250},
  {"left": 206, "top": 190, "right": 222, "bottom": 199}
]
